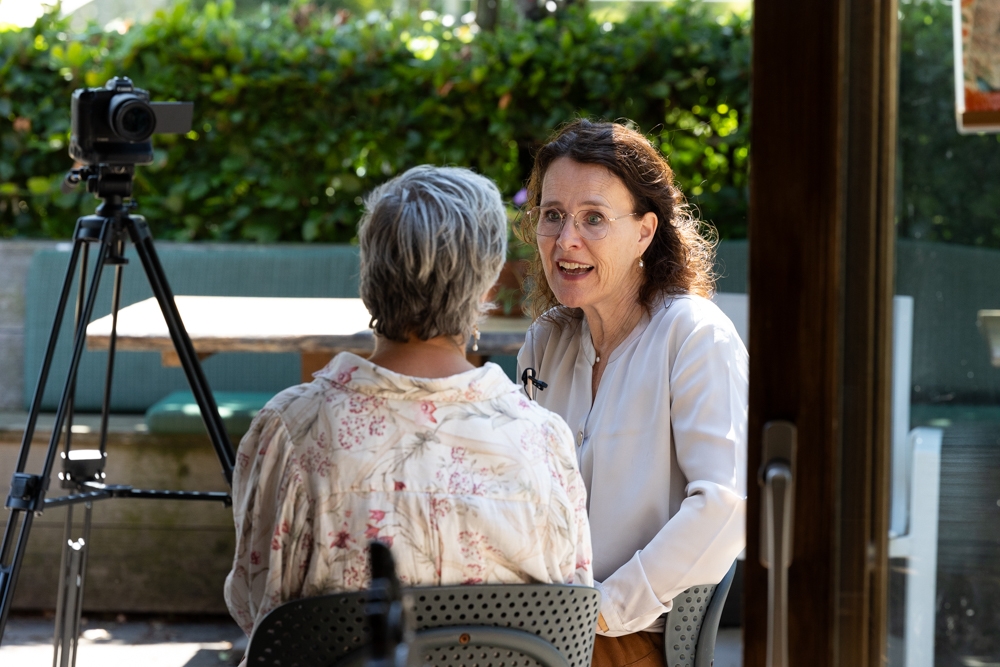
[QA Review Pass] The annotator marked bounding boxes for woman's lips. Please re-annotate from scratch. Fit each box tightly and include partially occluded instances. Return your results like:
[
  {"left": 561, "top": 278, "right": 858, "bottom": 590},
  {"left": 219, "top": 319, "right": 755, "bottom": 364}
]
[{"left": 557, "top": 260, "right": 594, "bottom": 277}]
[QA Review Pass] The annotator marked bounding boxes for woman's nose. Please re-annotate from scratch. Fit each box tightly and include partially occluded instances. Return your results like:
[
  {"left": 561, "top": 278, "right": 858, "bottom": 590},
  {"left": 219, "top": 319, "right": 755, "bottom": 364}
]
[{"left": 556, "top": 217, "right": 583, "bottom": 249}]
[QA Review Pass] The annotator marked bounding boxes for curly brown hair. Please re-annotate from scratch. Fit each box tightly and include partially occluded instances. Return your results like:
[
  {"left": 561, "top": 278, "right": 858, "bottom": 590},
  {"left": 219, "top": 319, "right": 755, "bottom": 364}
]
[{"left": 515, "top": 119, "right": 717, "bottom": 321}]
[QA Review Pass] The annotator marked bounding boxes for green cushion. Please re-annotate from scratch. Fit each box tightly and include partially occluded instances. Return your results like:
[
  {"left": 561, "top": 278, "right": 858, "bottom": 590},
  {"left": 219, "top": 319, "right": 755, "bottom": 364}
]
[{"left": 145, "top": 391, "right": 274, "bottom": 436}]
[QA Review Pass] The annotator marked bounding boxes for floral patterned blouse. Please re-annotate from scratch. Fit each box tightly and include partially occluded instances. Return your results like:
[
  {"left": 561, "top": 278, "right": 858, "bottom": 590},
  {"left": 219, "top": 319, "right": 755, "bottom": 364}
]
[{"left": 224, "top": 352, "right": 593, "bottom": 636}]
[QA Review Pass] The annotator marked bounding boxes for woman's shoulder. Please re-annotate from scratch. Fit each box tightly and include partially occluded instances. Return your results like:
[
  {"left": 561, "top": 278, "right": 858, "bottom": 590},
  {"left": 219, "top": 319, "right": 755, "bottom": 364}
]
[
  {"left": 648, "top": 293, "right": 746, "bottom": 350},
  {"left": 263, "top": 380, "right": 328, "bottom": 415},
  {"left": 249, "top": 380, "right": 333, "bottom": 444},
  {"left": 652, "top": 293, "right": 735, "bottom": 328}
]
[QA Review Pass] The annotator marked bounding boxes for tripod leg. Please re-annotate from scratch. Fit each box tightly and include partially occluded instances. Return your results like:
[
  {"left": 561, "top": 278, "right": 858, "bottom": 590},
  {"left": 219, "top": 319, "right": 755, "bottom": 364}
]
[
  {"left": 52, "top": 241, "right": 125, "bottom": 665},
  {"left": 50, "top": 246, "right": 124, "bottom": 666},
  {"left": 98, "top": 241, "right": 126, "bottom": 457},
  {"left": 0, "top": 232, "right": 88, "bottom": 641},
  {"left": 0, "top": 222, "right": 112, "bottom": 642},
  {"left": 52, "top": 504, "right": 75, "bottom": 667},
  {"left": 12, "top": 237, "right": 86, "bottom": 472},
  {"left": 37, "top": 225, "right": 111, "bottom": 494},
  {"left": 52, "top": 502, "right": 91, "bottom": 667},
  {"left": 53, "top": 522, "right": 87, "bottom": 667},
  {"left": 125, "top": 217, "right": 235, "bottom": 483},
  {"left": 61, "top": 242, "right": 90, "bottom": 473},
  {"left": 69, "top": 504, "right": 93, "bottom": 667}
]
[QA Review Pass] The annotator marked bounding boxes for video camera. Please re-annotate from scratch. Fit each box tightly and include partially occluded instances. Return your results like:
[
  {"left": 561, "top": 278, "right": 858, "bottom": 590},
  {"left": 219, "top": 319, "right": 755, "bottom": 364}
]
[{"left": 69, "top": 76, "right": 194, "bottom": 166}]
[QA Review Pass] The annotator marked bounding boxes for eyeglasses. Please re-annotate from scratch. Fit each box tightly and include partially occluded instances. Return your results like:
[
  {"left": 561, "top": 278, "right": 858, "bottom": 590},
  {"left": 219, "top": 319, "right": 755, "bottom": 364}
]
[{"left": 527, "top": 206, "right": 640, "bottom": 241}]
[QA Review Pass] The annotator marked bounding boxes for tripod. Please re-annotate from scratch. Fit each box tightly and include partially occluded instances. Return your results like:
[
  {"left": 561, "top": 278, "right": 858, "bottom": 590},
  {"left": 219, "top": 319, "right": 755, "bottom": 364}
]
[{"left": 0, "top": 165, "right": 236, "bottom": 666}]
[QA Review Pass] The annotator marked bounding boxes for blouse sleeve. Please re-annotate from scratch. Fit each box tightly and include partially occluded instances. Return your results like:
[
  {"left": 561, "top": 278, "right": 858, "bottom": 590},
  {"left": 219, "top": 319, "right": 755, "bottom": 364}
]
[
  {"left": 224, "top": 409, "right": 315, "bottom": 636},
  {"left": 597, "top": 314, "right": 748, "bottom": 635}
]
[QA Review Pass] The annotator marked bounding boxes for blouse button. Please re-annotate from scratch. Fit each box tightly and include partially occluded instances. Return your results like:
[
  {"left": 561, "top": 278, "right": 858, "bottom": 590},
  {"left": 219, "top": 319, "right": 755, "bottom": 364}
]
[{"left": 576, "top": 430, "right": 584, "bottom": 447}]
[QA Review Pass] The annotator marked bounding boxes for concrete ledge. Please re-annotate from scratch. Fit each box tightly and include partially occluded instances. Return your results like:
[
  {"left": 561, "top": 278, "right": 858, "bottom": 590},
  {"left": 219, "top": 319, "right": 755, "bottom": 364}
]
[{"left": 0, "top": 413, "right": 235, "bottom": 614}]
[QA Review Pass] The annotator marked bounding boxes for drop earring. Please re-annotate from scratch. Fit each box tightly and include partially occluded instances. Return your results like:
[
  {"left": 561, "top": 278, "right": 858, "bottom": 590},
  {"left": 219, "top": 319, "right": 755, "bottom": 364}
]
[
  {"left": 472, "top": 324, "right": 480, "bottom": 352},
  {"left": 638, "top": 258, "right": 645, "bottom": 269}
]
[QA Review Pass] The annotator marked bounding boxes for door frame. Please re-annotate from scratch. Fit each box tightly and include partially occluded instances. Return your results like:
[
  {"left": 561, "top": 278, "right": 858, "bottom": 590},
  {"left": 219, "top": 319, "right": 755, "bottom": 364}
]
[{"left": 745, "top": 0, "right": 899, "bottom": 665}]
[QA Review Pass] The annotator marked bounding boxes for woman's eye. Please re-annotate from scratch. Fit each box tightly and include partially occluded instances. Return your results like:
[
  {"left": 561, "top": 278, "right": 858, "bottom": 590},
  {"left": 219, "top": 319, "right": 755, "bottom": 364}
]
[
  {"left": 583, "top": 212, "right": 606, "bottom": 225},
  {"left": 543, "top": 209, "right": 563, "bottom": 222}
]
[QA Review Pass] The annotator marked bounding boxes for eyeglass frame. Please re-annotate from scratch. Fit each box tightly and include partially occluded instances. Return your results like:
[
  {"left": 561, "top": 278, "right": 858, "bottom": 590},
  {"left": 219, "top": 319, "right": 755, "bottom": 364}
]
[{"left": 525, "top": 206, "right": 643, "bottom": 240}]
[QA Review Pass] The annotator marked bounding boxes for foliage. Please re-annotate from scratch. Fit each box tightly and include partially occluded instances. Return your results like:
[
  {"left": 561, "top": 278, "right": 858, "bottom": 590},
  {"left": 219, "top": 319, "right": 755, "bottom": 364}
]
[
  {"left": 0, "top": 0, "right": 750, "bottom": 244},
  {"left": 897, "top": 0, "right": 1000, "bottom": 248}
]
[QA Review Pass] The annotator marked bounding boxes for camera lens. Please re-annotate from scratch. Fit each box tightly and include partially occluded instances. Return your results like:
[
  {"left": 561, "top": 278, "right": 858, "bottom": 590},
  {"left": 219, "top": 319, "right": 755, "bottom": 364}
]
[{"left": 108, "top": 94, "right": 155, "bottom": 142}]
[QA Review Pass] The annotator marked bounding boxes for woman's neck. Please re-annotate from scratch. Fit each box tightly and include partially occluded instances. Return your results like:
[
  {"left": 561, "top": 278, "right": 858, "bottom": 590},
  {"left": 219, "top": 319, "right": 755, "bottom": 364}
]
[
  {"left": 583, "top": 295, "right": 645, "bottom": 361},
  {"left": 367, "top": 333, "right": 475, "bottom": 379}
]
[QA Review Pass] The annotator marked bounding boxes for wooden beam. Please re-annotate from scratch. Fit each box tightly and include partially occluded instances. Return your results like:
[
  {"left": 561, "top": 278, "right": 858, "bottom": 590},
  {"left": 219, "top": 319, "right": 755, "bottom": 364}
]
[
  {"left": 746, "top": 1, "right": 847, "bottom": 662},
  {"left": 747, "top": 0, "right": 898, "bottom": 665},
  {"left": 838, "top": 0, "right": 898, "bottom": 663}
]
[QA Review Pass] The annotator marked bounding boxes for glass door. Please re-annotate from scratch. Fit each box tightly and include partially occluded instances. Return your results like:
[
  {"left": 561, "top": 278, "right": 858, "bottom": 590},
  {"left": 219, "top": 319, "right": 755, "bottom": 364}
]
[
  {"left": 746, "top": 2, "right": 1000, "bottom": 666},
  {"left": 887, "top": 3, "right": 1000, "bottom": 666}
]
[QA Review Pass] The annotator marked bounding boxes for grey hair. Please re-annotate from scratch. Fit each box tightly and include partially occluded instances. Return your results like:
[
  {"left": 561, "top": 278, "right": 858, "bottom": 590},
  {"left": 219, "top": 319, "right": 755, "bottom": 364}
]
[{"left": 358, "top": 165, "right": 508, "bottom": 343}]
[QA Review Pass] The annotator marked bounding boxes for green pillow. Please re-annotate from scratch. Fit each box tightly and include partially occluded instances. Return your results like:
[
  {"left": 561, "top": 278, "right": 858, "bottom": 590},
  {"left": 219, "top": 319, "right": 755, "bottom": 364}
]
[{"left": 145, "top": 391, "right": 274, "bottom": 436}]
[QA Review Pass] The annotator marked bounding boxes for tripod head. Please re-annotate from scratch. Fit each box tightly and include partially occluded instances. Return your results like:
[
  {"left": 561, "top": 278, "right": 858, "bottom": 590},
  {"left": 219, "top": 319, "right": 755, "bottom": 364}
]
[{"left": 62, "top": 164, "right": 137, "bottom": 211}]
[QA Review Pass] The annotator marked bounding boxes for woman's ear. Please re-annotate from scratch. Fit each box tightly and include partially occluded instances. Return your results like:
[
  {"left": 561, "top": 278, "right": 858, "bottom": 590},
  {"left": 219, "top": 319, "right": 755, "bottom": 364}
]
[{"left": 638, "top": 212, "right": 658, "bottom": 253}]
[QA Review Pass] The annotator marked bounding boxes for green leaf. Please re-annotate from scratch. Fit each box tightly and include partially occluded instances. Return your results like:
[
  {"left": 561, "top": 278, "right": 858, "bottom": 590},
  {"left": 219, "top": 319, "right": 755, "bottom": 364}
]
[
  {"left": 66, "top": 42, "right": 85, "bottom": 68},
  {"left": 27, "top": 177, "right": 51, "bottom": 194}
]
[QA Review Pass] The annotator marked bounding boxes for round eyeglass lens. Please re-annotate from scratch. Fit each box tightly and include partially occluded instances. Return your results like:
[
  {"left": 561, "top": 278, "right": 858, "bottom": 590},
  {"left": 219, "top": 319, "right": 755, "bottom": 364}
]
[{"left": 532, "top": 207, "right": 610, "bottom": 240}]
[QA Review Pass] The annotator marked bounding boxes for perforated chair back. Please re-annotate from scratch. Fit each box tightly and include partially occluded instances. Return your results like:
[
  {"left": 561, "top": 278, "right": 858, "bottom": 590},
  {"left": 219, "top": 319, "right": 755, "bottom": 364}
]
[
  {"left": 247, "top": 583, "right": 601, "bottom": 667},
  {"left": 663, "top": 561, "right": 738, "bottom": 667}
]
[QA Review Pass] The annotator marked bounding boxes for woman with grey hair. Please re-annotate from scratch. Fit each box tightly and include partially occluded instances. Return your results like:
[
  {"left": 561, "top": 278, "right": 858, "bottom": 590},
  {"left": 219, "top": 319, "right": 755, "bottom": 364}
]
[{"left": 224, "top": 165, "right": 593, "bottom": 640}]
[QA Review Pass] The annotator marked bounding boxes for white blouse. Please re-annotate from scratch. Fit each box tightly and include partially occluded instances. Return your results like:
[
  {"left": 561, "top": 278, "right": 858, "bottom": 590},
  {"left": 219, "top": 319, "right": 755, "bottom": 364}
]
[
  {"left": 517, "top": 294, "right": 748, "bottom": 636},
  {"left": 225, "top": 353, "right": 593, "bottom": 637}
]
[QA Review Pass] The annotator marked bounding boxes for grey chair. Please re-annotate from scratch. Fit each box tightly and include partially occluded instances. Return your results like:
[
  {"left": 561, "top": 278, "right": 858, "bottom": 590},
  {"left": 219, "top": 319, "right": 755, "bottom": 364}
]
[
  {"left": 246, "top": 583, "right": 601, "bottom": 667},
  {"left": 663, "top": 561, "right": 738, "bottom": 667}
]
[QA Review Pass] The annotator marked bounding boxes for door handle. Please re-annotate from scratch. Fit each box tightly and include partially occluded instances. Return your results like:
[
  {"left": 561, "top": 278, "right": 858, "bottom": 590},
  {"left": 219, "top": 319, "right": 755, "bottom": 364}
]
[{"left": 759, "top": 420, "right": 797, "bottom": 667}]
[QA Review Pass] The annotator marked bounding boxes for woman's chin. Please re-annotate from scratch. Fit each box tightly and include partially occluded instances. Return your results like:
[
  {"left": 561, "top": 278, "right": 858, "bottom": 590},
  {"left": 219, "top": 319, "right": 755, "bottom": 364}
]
[
  {"left": 551, "top": 286, "right": 594, "bottom": 311},
  {"left": 546, "top": 268, "right": 601, "bottom": 310}
]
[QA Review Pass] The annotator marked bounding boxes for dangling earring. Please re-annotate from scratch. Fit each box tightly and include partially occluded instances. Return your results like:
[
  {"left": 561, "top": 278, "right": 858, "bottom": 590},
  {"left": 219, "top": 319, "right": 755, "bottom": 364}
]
[
  {"left": 472, "top": 324, "right": 480, "bottom": 352},
  {"left": 638, "top": 258, "right": 645, "bottom": 269}
]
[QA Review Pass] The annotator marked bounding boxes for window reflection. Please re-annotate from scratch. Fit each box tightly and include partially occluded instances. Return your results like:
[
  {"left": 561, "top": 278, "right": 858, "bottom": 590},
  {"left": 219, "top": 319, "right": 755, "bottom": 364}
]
[{"left": 889, "top": 3, "right": 1000, "bottom": 666}]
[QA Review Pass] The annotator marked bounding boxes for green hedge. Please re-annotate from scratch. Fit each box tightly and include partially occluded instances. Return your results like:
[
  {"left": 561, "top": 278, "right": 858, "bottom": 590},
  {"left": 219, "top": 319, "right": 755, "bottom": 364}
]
[{"left": 0, "top": 0, "right": 750, "bottom": 243}]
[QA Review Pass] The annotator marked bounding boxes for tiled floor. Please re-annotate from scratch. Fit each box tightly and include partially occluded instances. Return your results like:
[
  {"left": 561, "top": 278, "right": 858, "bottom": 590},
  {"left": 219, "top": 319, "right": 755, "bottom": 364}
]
[
  {"left": 0, "top": 615, "right": 247, "bottom": 667},
  {"left": 0, "top": 615, "right": 742, "bottom": 667}
]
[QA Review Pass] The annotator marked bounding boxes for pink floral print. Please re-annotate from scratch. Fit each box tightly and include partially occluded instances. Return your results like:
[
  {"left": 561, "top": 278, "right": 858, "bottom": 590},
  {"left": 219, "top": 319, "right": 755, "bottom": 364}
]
[{"left": 224, "top": 352, "right": 593, "bottom": 638}]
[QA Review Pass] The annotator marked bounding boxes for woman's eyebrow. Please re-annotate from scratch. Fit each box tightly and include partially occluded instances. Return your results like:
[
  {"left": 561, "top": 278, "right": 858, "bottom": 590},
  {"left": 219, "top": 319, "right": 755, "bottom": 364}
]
[{"left": 580, "top": 199, "right": 611, "bottom": 208}]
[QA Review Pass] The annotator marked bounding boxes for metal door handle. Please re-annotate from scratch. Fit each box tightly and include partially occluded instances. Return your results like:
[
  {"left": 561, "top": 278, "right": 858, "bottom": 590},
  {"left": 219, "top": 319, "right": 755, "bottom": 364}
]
[{"left": 759, "top": 421, "right": 797, "bottom": 667}]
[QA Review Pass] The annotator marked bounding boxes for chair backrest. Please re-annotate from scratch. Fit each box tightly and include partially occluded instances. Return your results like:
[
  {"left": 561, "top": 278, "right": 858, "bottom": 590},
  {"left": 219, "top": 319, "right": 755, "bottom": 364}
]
[
  {"left": 247, "top": 583, "right": 601, "bottom": 667},
  {"left": 663, "top": 561, "right": 738, "bottom": 667}
]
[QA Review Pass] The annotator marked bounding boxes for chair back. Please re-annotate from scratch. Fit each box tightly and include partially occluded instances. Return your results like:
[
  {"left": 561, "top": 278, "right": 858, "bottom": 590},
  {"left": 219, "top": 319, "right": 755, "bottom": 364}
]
[
  {"left": 663, "top": 561, "right": 738, "bottom": 667},
  {"left": 247, "top": 583, "right": 601, "bottom": 667}
]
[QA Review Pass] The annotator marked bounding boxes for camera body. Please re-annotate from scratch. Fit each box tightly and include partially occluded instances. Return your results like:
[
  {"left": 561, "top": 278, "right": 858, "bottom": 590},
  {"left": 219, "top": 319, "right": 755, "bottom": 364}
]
[{"left": 69, "top": 77, "right": 193, "bottom": 166}]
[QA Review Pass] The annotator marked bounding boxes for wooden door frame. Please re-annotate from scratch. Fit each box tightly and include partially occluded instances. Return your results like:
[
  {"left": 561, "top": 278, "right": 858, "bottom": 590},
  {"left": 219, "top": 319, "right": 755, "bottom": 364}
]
[{"left": 745, "top": 0, "right": 899, "bottom": 665}]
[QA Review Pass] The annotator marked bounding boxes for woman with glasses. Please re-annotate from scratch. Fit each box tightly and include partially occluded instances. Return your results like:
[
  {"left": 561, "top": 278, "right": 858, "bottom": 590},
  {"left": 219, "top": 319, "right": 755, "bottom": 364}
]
[
  {"left": 516, "top": 120, "right": 748, "bottom": 667},
  {"left": 225, "top": 165, "right": 593, "bottom": 641}
]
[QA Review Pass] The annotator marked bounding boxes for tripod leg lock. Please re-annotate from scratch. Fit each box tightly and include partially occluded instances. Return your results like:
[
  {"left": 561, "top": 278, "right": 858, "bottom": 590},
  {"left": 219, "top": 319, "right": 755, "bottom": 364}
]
[{"left": 5, "top": 473, "right": 46, "bottom": 512}]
